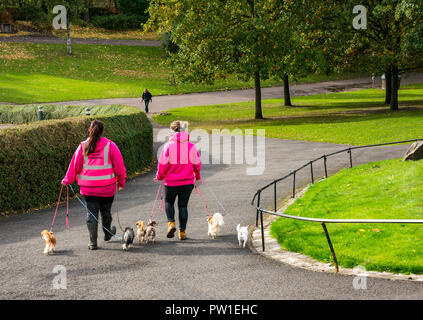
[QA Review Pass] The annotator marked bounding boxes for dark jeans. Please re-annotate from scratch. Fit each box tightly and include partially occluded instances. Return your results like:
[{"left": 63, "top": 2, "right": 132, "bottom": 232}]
[
  {"left": 144, "top": 100, "right": 150, "bottom": 113},
  {"left": 84, "top": 195, "right": 114, "bottom": 235},
  {"left": 164, "top": 184, "right": 194, "bottom": 230}
]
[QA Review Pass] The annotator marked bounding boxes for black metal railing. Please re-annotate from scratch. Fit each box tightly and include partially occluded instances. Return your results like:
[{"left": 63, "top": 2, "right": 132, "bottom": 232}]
[{"left": 251, "top": 138, "right": 423, "bottom": 273}]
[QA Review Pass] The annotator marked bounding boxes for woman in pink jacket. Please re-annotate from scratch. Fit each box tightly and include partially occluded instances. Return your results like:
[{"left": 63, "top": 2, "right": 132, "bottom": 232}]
[
  {"left": 155, "top": 121, "right": 201, "bottom": 240},
  {"left": 62, "top": 120, "right": 127, "bottom": 250}
]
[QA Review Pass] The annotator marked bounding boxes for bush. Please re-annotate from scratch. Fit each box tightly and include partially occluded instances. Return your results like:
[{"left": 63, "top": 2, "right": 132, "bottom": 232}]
[
  {"left": 0, "top": 104, "right": 139, "bottom": 124},
  {"left": 16, "top": 3, "right": 48, "bottom": 24},
  {"left": 15, "top": 3, "right": 52, "bottom": 31},
  {"left": 0, "top": 106, "right": 153, "bottom": 215},
  {"left": 118, "top": 0, "right": 149, "bottom": 16},
  {"left": 90, "top": 14, "right": 147, "bottom": 31}
]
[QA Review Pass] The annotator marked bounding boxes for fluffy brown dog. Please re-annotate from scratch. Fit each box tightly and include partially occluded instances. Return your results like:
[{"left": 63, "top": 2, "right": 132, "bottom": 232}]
[
  {"left": 135, "top": 220, "right": 146, "bottom": 244},
  {"left": 145, "top": 221, "right": 157, "bottom": 244},
  {"left": 41, "top": 230, "right": 56, "bottom": 255},
  {"left": 207, "top": 213, "right": 224, "bottom": 239}
]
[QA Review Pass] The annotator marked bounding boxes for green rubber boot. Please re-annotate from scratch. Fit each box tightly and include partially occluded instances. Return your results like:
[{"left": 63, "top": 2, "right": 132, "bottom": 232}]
[{"left": 87, "top": 220, "right": 98, "bottom": 250}]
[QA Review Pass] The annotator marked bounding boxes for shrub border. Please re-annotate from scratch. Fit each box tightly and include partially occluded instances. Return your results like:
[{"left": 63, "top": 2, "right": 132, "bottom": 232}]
[{"left": 0, "top": 107, "right": 153, "bottom": 215}]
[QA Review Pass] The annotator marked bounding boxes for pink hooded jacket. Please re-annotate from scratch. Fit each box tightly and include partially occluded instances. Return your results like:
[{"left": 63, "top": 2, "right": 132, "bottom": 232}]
[
  {"left": 156, "top": 132, "right": 201, "bottom": 186},
  {"left": 62, "top": 137, "right": 126, "bottom": 197}
]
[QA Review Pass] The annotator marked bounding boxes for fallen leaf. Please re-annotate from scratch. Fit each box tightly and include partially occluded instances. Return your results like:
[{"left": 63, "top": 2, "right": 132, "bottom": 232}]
[{"left": 373, "top": 228, "right": 381, "bottom": 233}]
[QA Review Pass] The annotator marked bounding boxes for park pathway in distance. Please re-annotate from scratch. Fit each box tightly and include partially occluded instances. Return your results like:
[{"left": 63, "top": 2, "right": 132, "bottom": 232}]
[
  {"left": 0, "top": 35, "right": 160, "bottom": 47},
  {"left": 48, "top": 73, "right": 423, "bottom": 112}
]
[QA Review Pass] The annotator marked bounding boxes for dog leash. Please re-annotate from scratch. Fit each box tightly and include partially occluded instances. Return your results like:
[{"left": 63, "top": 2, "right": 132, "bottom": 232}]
[
  {"left": 115, "top": 184, "right": 125, "bottom": 232},
  {"left": 68, "top": 184, "right": 122, "bottom": 240},
  {"left": 49, "top": 185, "right": 70, "bottom": 233},
  {"left": 149, "top": 180, "right": 164, "bottom": 222},
  {"left": 158, "top": 181, "right": 164, "bottom": 212},
  {"left": 203, "top": 180, "right": 238, "bottom": 225},
  {"left": 194, "top": 181, "right": 211, "bottom": 218}
]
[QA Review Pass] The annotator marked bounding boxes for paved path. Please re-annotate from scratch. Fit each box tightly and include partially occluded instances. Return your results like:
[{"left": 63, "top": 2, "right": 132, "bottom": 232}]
[
  {"left": 49, "top": 73, "right": 423, "bottom": 112},
  {"left": 1, "top": 78, "right": 423, "bottom": 299},
  {"left": 0, "top": 36, "right": 161, "bottom": 47}
]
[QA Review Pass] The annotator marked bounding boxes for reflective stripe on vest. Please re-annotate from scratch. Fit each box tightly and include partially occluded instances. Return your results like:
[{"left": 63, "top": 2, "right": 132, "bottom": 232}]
[
  {"left": 77, "top": 173, "right": 116, "bottom": 181},
  {"left": 77, "top": 140, "right": 117, "bottom": 187},
  {"left": 82, "top": 141, "right": 113, "bottom": 170}
]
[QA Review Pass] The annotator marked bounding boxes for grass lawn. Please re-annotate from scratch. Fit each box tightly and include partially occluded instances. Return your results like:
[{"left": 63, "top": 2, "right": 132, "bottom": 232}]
[
  {"left": 0, "top": 41, "right": 364, "bottom": 104},
  {"left": 154, "top": 85, "right": 423, "bottom": 145},
  {"left": 270, "top": 159, "right": 423, "bottom": 275}
]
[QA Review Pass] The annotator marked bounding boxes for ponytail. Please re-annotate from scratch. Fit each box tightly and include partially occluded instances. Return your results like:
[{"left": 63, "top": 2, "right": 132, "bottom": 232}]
[{"left": 85, "top": 120, "right": 104, "bottom": 156}]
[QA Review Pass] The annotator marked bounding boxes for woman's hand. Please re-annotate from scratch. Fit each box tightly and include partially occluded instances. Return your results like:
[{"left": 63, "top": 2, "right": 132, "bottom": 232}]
[
  {"left": 118, "top": 186, "right": 124, "bottom": 191},
  {"left": 153, "top": 178, "right": 159, "bottom": 183}
]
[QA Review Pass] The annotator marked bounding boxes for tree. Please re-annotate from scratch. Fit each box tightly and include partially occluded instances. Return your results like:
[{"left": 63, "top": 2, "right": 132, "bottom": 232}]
[
  {"left": 296, "top": 0, "right": 423, "bottom": 111},
  {"left": 146, "top": 0, "right": 296, "bottom": 120},
  {"left": 269, "top": 31, "right": 316, "bottom": 107},
  {"left": 8, "top": 1, "right": 86, "bottom": 54},
  {"left": 161, "top": 32, "right": 179, "bottom": 86},
  {"left": 48, "top": 0, "right": 86, "bottom": 55}
]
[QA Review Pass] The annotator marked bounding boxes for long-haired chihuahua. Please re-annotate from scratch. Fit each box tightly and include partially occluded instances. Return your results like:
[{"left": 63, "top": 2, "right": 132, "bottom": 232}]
[
  {"left": 135, "top": 220, "right": 146, "bottom": 244},
  {"left": 145, "top": 220, "right": 157, "bottom": 244},
  {"left": 41, "top": 230, "right": 56, "bottom": 255},
  {"left": 207, "top": 213, "right": 224, "bottom": 239}
]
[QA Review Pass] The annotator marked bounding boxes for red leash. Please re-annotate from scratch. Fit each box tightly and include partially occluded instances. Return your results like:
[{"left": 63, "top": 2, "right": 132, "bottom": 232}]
[
  {"left": 65, "top": 185, "right": 70, "bottom": 229},
  {"left": 149, "top": 181, "right": 164, "bottom": 222},
  {"left": 195, "top": 181, "right": 211, "bottom": 218},
  {"left": 158, "top": 181, "right": 164, "bottom": 212},
  {"left": 49, "top": 185, "right": 70, "bottom": 233}
]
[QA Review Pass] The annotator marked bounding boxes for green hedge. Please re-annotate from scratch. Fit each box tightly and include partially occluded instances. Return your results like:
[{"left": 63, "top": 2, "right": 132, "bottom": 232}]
[
  {"left": 0, "top": 108, "right": 153, "bottom": 215},
  {"left": 0, "top": 105, "right": 138, "bottom": 124}
]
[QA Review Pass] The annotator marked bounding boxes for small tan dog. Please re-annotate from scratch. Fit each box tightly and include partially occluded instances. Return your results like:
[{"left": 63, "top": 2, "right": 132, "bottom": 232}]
[
  {"left": 144, "top": 220, "right": 157, "bottom": 243},
  {"left": 135, "top": 220, "right": 146, "bottom": 244},
  {"left": 41, "top": 230, "right": 56, "bottom": 255},
  {"left": 207, "top": 213, "right": 224, "bottom": 239}
]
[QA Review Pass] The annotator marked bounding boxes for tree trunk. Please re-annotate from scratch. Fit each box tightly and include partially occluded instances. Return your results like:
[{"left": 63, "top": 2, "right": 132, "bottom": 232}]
[
  {"left": 66, "top": 19, "right": 72, "bottom": 55},
  {"left": 254, "top": 71, "right": 263, "bottom": 120},
  {"left": 83, "top": 9, "right": 90, "bottom": 22},
  {"left": 283, "top": 73, "right": 292, "bottom": 106},
  {"left": 390, "top": 65, "right": 399, "bottom": 111},
  {"left": 385, "top": 67, "right": 392, "bottom": 105}
]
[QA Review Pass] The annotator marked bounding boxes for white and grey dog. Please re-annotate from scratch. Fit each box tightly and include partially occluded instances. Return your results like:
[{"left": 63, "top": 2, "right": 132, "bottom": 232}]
[
  {"left": 122, "top": 227, "right": 135, "bottom": 251},
  {"left": 236, "top": 224, "right": 249, "bottom": 248}
]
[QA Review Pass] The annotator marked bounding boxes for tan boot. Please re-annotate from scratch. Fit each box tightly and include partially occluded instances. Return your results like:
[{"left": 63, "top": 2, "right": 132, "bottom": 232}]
[
  {"left": 178, "top": 229, "right": 187, "bottom": 240},
  {"left": 167, "top": 222, "right": 176, "bottom": 238}
]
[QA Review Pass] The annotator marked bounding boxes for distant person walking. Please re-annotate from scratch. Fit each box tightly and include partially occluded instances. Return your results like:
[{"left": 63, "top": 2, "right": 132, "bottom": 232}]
[
  {"left": 142, "top": 89, "right": 153, "bottom": 113},
  {"left": 62, "top": 120, "right": 127, "bottom": 250}
]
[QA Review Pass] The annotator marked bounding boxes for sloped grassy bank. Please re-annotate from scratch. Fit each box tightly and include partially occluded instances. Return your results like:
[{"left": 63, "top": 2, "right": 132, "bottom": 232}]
[{"left": 270, "top": 159, "right": 423, "bottom": 275}]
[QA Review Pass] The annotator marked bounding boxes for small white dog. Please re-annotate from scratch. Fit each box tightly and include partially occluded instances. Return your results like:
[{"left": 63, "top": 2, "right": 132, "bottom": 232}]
[
  {"left": 207, "top": 213, "right": 224, "bottom": 239},
  {"left": 236, "top": 224, "right": 249, "bottom": 248}
]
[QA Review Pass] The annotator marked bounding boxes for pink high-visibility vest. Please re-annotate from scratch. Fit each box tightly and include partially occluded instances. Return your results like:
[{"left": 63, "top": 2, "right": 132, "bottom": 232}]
[{"left": 77, "top": 140, "right": 117, "bottom": 187}]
